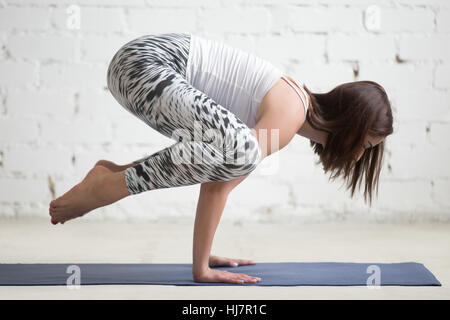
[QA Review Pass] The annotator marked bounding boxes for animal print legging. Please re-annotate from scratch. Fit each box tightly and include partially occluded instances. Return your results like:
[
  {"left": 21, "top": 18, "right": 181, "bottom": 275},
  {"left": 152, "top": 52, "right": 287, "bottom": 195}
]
[{"left": 107, "top": 33, "right": 262, "bottom": 195}]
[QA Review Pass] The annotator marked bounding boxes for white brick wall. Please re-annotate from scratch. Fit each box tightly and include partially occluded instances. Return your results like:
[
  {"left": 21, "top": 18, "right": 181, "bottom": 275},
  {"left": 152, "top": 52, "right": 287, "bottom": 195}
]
[{"left": 0, "top": 0, "right": 449, "bottom": 222}]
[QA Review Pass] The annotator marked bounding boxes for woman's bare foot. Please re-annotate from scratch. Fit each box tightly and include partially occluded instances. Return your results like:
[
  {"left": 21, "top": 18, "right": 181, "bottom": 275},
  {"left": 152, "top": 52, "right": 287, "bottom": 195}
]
[
  {"left": 95, "top": 159, "right": 135, "bottom": 172},
  {"left": 49, "top": 165, "right": 130, "bottom": 225}
]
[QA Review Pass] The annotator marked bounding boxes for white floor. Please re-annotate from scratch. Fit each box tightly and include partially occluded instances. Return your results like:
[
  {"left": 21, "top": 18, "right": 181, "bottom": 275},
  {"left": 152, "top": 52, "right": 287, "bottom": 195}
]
[{"left": 0, "top": 218, "right": 449, "bottom": 299}]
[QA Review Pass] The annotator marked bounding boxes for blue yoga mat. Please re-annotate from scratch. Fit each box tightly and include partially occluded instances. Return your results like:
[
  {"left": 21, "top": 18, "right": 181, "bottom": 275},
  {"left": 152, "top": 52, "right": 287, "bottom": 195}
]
[{"left": 0, "top": 262, "right": 441, "bottom": 286}]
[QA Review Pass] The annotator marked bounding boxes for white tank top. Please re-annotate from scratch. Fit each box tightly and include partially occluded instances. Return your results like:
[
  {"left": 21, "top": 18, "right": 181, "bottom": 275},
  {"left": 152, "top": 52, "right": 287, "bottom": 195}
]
[{"left": 186, "top": 33, "right": 309, "bottom": 128}]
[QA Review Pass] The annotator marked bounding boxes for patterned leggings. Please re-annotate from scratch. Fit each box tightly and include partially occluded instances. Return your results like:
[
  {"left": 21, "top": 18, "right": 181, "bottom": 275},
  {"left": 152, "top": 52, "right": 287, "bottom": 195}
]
[{"left": 107, "top": 33, "right": 262, "bottom": 195}]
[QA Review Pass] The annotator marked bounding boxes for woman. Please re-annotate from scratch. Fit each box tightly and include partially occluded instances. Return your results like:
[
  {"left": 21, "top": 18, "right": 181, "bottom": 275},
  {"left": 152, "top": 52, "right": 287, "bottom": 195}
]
[{"left": 49, "top": 33, "right": 393, "bottom": 284}]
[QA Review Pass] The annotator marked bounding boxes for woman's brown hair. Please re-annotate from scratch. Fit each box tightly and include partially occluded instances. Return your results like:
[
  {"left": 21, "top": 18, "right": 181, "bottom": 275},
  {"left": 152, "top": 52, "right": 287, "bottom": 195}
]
[{"left": 302, "top": 80, "right": 394, "bottom": 206}]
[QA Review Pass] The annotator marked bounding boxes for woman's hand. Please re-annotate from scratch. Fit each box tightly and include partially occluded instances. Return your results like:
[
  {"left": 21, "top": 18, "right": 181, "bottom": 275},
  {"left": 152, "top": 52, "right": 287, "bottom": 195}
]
[
  {"left": 192, "top": 255, "right": 261, "bottom": 284},
  {"left": 209, "top": 255, "right": 257, "bottom": 268},
  {"left": 193, "top": 267, "right": 261, "bottom": 284}
]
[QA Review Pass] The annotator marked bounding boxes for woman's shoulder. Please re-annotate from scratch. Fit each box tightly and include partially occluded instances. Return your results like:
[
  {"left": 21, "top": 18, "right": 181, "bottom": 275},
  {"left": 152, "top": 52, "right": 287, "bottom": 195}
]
[
  {"left": 253, "top": 77, "right": 307, "bottom": 156},
  {"left": 257, "top": 76, "right": 307, "bottom": 124}
]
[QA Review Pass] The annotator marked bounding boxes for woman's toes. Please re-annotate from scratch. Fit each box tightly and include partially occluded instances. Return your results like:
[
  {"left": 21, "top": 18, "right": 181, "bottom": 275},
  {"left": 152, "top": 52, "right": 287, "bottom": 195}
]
[
  {"left": 50, "top": 200, "right": 57, "bottom": 209},
  {"left": 50, "top": 197, "right": 65, "bottom": 209},
  {"left": 49, "top": 211, "right": 58, "bottom": 224},
  {"left": 49, "top": 200, "right": 65, "bottom": 223}
]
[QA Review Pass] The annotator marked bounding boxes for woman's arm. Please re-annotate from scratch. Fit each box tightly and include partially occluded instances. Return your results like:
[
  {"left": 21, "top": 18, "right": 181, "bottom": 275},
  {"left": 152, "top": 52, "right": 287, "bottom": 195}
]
[
  {"left": 192, "top": 182, "right": 261, "bottom": 284},
  {"left": 192, "top": 184, "right": 227, "bottom": 278},
  {"left": 192, "top": 85, "right": 304, "bottom": 283}
]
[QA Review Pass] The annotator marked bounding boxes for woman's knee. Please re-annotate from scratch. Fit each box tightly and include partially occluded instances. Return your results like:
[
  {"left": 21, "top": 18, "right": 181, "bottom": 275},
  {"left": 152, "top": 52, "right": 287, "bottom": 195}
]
[
  {"left": 243, "top": 131, "right": 261, "bottom": 169},
  {"left": 222, "top": 128, "right": 261, "bottom": 177}
]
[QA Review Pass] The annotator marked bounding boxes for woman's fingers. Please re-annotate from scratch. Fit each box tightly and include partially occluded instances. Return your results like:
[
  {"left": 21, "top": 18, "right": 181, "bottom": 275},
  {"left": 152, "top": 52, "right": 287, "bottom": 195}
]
[
  {"left": 193, "top": 268, "right": 261, "bottom": 284},
  {"left": 224, "top": 271, "right": 261, "bottom": 284},
  {"left": 209, "top": 255, "right": 257, "bottom": 267},
  {"left": 210, "top": 256, "right": 235, "bottom": 267},
  {"left": 237, "top": 273, "right": 261, "bottom": 282},
  {"left": 235, "top": 259, "right": 256, "bottom": 266},
  {"left": 207, "top": 256, "right": 261, "bottom": 283},
  {"left": 228, "top": 259, "right": 256, "bottom": 267}
]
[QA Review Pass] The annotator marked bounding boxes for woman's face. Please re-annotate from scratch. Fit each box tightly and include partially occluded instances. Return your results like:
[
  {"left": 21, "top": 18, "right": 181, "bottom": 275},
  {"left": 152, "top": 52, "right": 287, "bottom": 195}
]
[{"left": 355, "top": 135, "right": 384, "bottom": 162}]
